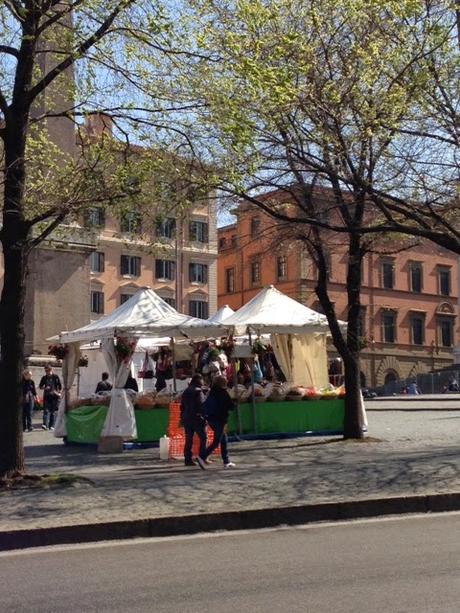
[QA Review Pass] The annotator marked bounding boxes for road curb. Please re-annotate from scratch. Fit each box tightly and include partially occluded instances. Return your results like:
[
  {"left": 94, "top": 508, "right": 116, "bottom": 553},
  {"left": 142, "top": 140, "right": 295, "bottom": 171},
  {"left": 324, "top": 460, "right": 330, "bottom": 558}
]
[{"left": 1, "top": 492, "right": 460, "bottom": 551}]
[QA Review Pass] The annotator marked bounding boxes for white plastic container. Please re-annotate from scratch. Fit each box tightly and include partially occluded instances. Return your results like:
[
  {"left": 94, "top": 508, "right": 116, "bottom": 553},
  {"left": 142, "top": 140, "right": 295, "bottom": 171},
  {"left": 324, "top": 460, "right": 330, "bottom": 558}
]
[{"left": 159, "top": 435, "right": 170, "bottom": 460}]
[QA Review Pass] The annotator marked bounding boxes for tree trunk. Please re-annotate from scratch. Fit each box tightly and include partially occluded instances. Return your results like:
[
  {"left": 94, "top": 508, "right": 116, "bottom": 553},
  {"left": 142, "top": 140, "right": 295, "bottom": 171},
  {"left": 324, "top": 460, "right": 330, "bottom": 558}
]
[
  {"left": 343, "top": 352, "right": 363, "bottom": 439},
  {"left": 0, "top": 240, "right": 29, "bottom": 478},
  {"left": 0, "top": 115, "right": 30, "bottom": 479},
  {"left": 313, "top": 228, "right": 365, "bottom": 440},
  {"left": 343, "top": 234, "right": 364, "bottom": 439}
]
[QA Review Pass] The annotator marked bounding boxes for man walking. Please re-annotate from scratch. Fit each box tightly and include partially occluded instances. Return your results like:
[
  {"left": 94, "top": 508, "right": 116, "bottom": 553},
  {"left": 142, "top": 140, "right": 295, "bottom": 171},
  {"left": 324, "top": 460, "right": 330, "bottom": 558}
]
[
  {"left": 180, "top": 374, "right": 207, "bottom": 466},
  {"left": 39, "top": 364, "right": 62, "bottom": 431}
]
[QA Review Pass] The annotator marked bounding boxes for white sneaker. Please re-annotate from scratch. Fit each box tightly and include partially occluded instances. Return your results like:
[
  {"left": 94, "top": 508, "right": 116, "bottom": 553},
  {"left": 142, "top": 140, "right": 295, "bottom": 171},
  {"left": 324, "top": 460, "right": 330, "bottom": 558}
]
[
  {"left": 49, "top": 427, "right": 55, "bottom": 431},
  {"left": 41, "top": 424, "right": 48, "bottom": 430},
  {"left": 224, "top": 462, "right": 236, "bottom": 468}
]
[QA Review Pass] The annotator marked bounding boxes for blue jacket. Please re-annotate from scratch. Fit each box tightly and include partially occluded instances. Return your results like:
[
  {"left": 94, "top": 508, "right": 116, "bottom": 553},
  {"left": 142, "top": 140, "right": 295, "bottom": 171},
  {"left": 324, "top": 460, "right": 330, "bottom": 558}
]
[{"left": 203, "top": 387, "right": 234, "bottom": 423}]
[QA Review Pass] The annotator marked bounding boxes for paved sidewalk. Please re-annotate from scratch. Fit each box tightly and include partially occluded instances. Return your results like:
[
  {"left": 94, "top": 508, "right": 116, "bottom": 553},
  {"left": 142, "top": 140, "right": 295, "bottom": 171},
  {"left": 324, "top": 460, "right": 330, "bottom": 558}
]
[{"left": 1, "top": 411, "right": 459, "bottom": 532}]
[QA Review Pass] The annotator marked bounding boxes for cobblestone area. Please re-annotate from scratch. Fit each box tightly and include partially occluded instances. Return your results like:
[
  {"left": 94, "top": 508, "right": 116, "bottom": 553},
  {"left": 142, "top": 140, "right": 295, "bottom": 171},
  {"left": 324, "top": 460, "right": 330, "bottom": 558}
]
[{"left": 1, "top": 411, "right": 459, "bottom": 531}]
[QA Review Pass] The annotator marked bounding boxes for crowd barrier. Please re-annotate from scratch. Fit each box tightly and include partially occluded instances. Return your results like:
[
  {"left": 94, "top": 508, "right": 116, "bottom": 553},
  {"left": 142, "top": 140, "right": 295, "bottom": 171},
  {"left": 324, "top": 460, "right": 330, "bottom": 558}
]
[{"left": 167, "top": 402, "right": 220, "bottom": 460}]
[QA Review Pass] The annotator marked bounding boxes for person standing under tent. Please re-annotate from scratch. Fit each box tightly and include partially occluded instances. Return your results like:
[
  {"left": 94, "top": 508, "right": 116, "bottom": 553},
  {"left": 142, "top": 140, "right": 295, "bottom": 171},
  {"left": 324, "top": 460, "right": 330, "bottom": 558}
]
[
  {"left": 124, "top": 373, "right": 139, "bottom": 393},
  {"left": 155, "top": 350, "right": 172, "bottom": 392},
  {"left": 39, "top": 364, "right": 62, "bottom": 431},
  {"left": 196, "top": 376, "right": 236, "bottom": 470},
  {"left": 180, "top": 374, "right": 207, "bottom": 467},
  {"left": 22, "top": 370, "right": 38, "bottom": 432},
  {"left": 95, "top": 372, "right": 112, "bottom": 393}
]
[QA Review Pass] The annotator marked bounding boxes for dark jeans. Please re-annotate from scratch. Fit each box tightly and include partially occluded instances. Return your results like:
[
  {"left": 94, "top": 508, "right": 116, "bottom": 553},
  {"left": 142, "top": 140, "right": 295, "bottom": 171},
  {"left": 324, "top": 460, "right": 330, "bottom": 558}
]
[
  {"left": 183, "top": 420, "right": 207, "bottom": 463},
  {"left": 43, "top": 397, "right": 59, "bottom": 429},
  {"left": 202, "top": 419, "right": 229, "bottom": 465},
  {"left": 22, "top": 398, "right": 34, "bottom": 431}
]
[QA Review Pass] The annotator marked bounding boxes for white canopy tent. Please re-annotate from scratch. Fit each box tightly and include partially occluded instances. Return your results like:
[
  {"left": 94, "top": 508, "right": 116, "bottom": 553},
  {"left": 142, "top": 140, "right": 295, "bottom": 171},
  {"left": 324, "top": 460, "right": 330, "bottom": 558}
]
[
  {"left": 207, "top": 304, "right": 235, "bottom": 324},
  {"left": 222, "top": 285, "right": 339, "bottom": 336},
  {"left": 222, "top": 285, "right": 366, "bottom": 428},
  {"left": 53, "top": 288, "right": 225, "bottom": 440},
  {"left": 57, "top": 288, "right": 226, "bottom": 344},
  {"left": 222, "top": 285, "right": 344, "bottom": 389}
]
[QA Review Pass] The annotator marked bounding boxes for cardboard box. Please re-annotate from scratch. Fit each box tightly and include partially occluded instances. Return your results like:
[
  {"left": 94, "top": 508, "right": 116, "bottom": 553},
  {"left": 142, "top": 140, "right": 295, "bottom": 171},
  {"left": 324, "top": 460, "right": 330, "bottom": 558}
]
[{"left": 97, "top": 436, "right": 124, "bottom": 454}]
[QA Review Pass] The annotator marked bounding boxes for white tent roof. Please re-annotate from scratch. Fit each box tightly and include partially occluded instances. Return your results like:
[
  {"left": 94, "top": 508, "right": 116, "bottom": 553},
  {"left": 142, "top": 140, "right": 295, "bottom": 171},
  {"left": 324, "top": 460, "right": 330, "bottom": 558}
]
[
  {"left": 207, "top": 305, "right": 235, "bottom": 324},
  {"left": 222, "top": 285, "right": 344, "bottom": 335},
  {"left": 57, "top": 288, "right": 226, "bottom": 344}
]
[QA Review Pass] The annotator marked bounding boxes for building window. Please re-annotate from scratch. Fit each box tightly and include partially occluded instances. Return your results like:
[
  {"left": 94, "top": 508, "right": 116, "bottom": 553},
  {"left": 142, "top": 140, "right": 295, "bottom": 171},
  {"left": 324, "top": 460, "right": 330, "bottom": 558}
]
[
  {"left": 189, "top": 220, "right": 208, "bottom": 243},
  {"left": 226, "top": 268, "right": 235, "bottom": 293},
  {"left": 250, "top": 217, "right": 260, "bottom": 238},
  {"left": 438, "top": 317, "right": 453, "bottom": 347},
  {"left": 161, "top": 296, "right": 176, "bottom": 308},
  {"left": 410, "top": 315, "right": 424, "bottom": 345},
  {"left": 189, "top": 300, "right": 208, "bottom": 319},
  {"left": 231, "top": 234, "right": 237, "bottom": 248},
  {"left": 90, "top": 290, "right": 104, "bottom": 314},
  {"left": 410, "top": 262, "right": 422, "bottom": 293},
  {"left": 438, "top": 267, "right": 451, "bottom": 296},
  {"left": 189, "top": 263, "right": 208, "bottom": 284},
  {"left": 120, "top": 211, "right": 142, "bottom": 234},
  {"left": 120, "top": 255, "right": 141, "bottom": 277},
  {"left": 156, "top": 218, "right": 176, "bottom": 239},
  {"left": 381, "top": 260, "right": 394, "bottom": 289},
  {"left": 155, "top": 259, "right": 175, "bottom": 281},
  {"left": 382, "top": 311, "right": 396, "bottom": 343},
  {"left": 120, "top": 293, "right": 134, "bottom": 305},
  {"left": 250, "top": 261, "right": 261, "bottom": 285},
  {"left": 90, "top": 251, "right": 104, "bottom": 273},
  {"left": 277, "top": 256, "right": 287, "bottom": 280},
  {"left": 84, "top": 207, "right": 105, "bottom": 228},
  {"left": 219, "top": 237, "right": 226, "bottom": 249}
]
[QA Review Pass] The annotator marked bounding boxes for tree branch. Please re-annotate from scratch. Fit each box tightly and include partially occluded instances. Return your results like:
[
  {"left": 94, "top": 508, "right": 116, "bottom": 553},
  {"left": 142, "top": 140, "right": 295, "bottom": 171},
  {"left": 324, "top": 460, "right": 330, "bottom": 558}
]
[
  {"left": 27, "top": 0, "right": 136, "bottom": 104},
  {"left": 37, "top": 0, "right": 86, "bottom": 36},
  {"left": 0, "top": 88, "right": 9, "bottom": 118},
  {"left": 26, "top": 213, "right": 68, "bottom": 251},
  {"left": 0, "top": 45, "right": 19, "bottom": 59}
]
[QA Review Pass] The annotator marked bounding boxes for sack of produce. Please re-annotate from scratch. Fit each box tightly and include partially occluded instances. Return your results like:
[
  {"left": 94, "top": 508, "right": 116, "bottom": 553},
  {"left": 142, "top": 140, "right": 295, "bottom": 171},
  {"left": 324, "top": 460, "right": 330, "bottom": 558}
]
[{"left": 267, "top": 383, "right": 287, "bottom": 401}]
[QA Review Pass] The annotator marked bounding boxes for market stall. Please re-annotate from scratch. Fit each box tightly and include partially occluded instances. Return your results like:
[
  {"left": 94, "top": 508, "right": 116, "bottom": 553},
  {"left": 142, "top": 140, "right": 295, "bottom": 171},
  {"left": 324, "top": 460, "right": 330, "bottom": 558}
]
[
  {"left": 218, "top": 285, "right": 358, "bottom": 436},
  {"left": 51, "top": 285, "right": 364, "bottom": 447},
  {"left": 52, "top": 287, "right": 225, "bottom": 442},
  {"left": 65, "top": 404, "right": 169, "bottom": 444}
]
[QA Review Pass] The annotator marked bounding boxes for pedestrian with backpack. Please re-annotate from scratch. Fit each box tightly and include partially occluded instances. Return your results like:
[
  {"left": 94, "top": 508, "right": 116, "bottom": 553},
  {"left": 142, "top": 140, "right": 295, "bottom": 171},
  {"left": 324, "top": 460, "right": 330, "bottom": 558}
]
[{"left": 196, "top": 375, "right": 236, "bottom": 470}]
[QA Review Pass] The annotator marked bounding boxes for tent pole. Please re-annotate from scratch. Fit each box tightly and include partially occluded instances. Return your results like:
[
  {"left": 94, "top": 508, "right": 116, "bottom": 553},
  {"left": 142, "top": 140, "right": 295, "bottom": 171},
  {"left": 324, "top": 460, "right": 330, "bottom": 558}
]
[
  {"left": 232, "top": 355, "right": 242, "bottom": 436},
  {"left": 171, "top": 337, "right": 177, "bottom": 394},
  {"left": 248, "top": 327, "right": 257, "bottom": 434}
]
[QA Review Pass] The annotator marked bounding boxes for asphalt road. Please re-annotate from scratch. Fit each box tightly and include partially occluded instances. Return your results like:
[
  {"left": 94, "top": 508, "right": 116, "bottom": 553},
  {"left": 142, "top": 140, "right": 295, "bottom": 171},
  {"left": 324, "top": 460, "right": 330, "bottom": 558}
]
[{"left": 1, "top": 513, "right": 459, "bottom": 613}]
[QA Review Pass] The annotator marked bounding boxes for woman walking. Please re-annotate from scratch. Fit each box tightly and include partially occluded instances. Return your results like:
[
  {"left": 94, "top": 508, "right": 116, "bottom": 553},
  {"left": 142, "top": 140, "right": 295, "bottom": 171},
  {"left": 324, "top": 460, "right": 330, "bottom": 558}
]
[
  {"left": 196, "top": 375, "right": 236, "bottom": 469},
  {"left": 22, "top": 370, "right": 38, "bottom": 432}
]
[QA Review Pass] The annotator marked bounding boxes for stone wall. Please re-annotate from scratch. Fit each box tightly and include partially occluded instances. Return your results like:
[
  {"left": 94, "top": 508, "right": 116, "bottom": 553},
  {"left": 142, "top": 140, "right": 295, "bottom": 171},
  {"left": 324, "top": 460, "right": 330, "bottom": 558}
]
[{"left": 25, "top": 245, "right": 92, "bottom": 355}]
